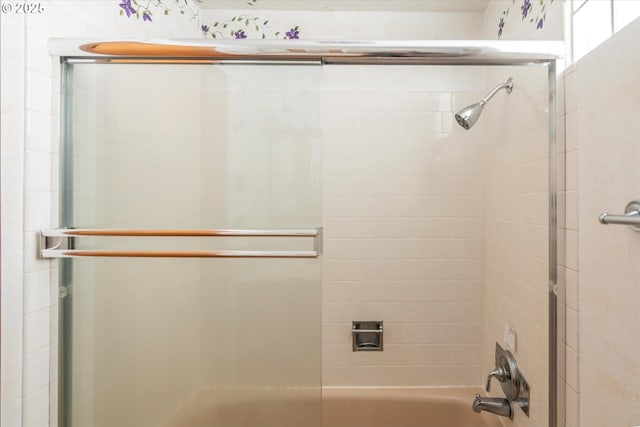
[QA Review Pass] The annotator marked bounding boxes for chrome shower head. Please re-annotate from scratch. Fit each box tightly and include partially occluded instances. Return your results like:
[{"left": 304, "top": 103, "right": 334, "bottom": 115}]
[
  {"left": 455, "top": 78, "right": 513, "bottom": 130},
  {"left": 455, "top": 102, "right": 485, "bottom": 130}
]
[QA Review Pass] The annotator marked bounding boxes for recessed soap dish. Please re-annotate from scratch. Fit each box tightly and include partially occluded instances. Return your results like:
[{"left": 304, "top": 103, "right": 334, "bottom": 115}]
[{"left": 352, "top": 321, "right": 383, "bottom": 351}]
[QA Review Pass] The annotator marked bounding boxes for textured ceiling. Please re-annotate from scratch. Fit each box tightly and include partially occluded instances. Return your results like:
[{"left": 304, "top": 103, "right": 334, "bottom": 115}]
[{"left": 196, "top": 1, "right": 490, "bottom": 13}]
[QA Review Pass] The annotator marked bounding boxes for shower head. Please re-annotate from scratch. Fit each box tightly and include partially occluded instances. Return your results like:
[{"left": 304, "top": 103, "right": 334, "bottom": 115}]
[
  {"left": 455, "top": 102, "right": 485, "bottom": 131},
  {"left": 455, "top": 78, "right": 514, "bottom": 130}
]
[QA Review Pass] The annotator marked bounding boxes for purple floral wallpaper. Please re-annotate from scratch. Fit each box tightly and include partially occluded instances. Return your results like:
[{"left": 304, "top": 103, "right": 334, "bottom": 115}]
[
  {"left": 118, "top": 0, "right": 557, "bottom": 41},
  {"left": 498, "top": 0, "right": 555, "bottom": 39},
  {"left": 119, "top": 0, "right": 301, "bottom": 39}
]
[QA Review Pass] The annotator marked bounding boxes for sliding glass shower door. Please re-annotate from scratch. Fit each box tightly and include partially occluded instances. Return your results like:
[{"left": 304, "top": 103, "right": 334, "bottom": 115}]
[{"left": 59, "top": 62, "right": 322, "bottom": 427}]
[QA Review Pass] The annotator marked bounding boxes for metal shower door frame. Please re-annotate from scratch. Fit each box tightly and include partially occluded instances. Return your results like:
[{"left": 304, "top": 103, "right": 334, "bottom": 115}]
[{"left": 53, "top": 39, "right": 562, "bottom": 427}]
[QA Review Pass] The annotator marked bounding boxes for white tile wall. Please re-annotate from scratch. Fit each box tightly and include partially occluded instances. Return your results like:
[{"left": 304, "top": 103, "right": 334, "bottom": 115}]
[
  {"left": 562, "top": 64, "right": 580, "bottom": 427},
  {"left": 321, "top": 65, "right": 486, "bottom": 387},
  {"left": 1, "top": 8, "right": 27, "bottom": 427},
  {"left": 482, "top": 65, "right": 551, "bottom": 427}
]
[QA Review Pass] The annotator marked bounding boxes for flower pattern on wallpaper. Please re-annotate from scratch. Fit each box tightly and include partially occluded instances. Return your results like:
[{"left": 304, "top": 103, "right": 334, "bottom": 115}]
[
  {"left": 118, "top": 0, "right": 199, "bottom": 23},
  {"left": 497, "top": 0, "right": 555, "bottom": 39},
  {"left": 119, "top": 0, "right": 301, "bottom": 39}
]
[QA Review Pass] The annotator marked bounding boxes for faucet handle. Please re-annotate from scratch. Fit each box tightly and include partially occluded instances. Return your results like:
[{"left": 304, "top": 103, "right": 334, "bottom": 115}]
[{"left": 485, "top": 366, "right": 508, "bottom": 392}]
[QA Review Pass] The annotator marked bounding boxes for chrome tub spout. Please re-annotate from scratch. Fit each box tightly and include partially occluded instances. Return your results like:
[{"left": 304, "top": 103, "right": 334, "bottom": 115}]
[{"left": 472, "top": 394, "right": 513, "bottom": 419}]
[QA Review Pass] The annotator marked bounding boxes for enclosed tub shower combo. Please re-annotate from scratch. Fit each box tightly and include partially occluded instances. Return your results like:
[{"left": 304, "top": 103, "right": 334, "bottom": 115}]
[{"left": 42, "top": 39, "right": 562, "bottom": 427}]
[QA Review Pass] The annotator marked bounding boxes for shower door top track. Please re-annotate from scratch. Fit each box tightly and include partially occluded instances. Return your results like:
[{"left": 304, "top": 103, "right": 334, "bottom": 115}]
[{"left": 49, "top": 39, "right": 563, "bottom": 65}]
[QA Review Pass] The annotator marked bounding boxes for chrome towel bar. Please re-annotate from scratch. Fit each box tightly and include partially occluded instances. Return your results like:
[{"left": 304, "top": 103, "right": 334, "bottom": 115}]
[
  {"left": 40, "top": 228, "right": 323, "bottom": 259},
  {"left": 599, "top": 200, "right": 640, "bottom": 231},
  {"left": 41, "top": 228, "right": 320, "bottom": 238}
]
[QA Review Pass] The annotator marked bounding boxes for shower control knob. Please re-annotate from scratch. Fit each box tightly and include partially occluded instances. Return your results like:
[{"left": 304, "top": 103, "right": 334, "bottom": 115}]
[{"left": 485, "top": 366, "right": 509, "bottom": 392}]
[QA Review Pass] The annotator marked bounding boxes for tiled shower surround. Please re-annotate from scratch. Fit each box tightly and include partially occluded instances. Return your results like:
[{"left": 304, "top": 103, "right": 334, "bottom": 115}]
[
  {"left": 321, "top": 65, "right": 487, "bottom": 386},
  {"left": 320, "top": 64, "right": 551, "bottom": 427},
  {"left": 483, "top": 65, "right": 551, "bottom": 427}
]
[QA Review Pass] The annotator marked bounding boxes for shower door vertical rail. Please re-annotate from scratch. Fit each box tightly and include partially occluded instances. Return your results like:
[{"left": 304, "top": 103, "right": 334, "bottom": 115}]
[
  {"left": 57, "top": 60, "right": 323, "bottom": 427},
  {"left": 547, "top": 60, "right": 560, "bottom": 427},
  {"left": 59, "top": 59, "right": 75, "bottom": 427}
]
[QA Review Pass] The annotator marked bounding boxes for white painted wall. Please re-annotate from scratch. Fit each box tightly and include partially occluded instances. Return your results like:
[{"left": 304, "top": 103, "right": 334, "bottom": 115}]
[
  {"left": 561, "top": 10, "right": 640, "bottom": 427},
  {"left": 575, "top": 17, "right": 640, "bottom": 427}
]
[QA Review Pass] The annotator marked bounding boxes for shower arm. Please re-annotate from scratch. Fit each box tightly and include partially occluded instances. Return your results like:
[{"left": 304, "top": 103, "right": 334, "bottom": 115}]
[{"left": 480, "top": 78, "right": 514, "bottom": 105}]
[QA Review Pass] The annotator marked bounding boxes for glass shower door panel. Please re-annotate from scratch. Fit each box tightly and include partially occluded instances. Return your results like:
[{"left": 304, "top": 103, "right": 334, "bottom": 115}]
[{"left": 62, "top": 63, "right": 322, "bottom": 427}]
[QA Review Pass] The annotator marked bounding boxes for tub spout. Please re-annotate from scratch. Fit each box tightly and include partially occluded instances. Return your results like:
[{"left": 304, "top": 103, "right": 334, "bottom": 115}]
[{"left": 472, "top": 394, "right": 513, "bottom": 419}]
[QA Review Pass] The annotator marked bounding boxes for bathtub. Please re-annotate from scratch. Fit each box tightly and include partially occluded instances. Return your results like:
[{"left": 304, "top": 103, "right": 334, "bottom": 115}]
[
  {"left": 165, "top": 387, "right": 501, "bottom": 427},
  {"left": 323, "top": 387, "right": 503, "bottom": 427}
]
